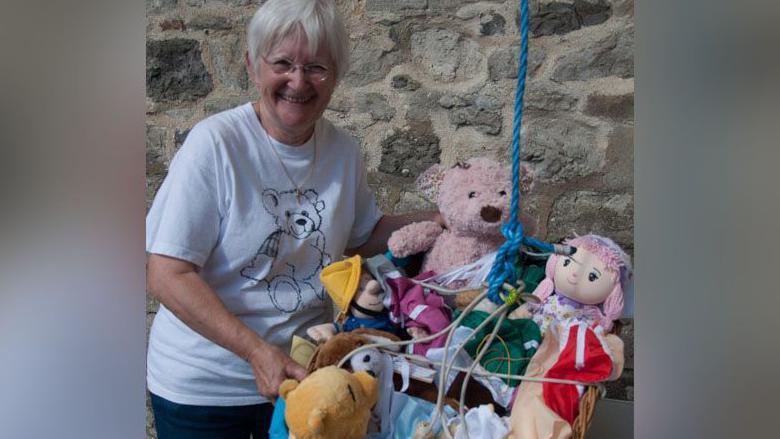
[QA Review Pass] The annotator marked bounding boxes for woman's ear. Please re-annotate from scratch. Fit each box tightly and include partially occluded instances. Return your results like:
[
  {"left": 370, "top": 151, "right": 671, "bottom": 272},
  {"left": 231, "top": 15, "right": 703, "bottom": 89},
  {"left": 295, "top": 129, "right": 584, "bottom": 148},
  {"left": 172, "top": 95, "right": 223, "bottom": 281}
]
[{"left": 245, "top": 51, "right": 258, "bottom": 85}]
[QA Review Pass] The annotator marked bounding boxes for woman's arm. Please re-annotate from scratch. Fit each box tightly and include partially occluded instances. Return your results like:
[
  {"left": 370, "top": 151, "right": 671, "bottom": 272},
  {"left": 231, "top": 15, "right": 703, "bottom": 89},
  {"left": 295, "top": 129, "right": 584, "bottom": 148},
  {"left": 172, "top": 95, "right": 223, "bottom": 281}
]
[
  {"left": 346, "top": 211, "right": 444, "bottom": 257},
  {"left": 147, "top": 253, "right": 306, "bottom": 398}
]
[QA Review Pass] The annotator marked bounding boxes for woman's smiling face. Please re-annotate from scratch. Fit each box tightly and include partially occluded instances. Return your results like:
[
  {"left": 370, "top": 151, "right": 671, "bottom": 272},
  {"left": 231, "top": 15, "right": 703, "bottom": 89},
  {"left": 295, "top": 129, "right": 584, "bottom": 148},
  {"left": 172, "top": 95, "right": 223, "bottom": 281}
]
[{"left": 250, "top": 31, "right": 337, "bottom": 144}]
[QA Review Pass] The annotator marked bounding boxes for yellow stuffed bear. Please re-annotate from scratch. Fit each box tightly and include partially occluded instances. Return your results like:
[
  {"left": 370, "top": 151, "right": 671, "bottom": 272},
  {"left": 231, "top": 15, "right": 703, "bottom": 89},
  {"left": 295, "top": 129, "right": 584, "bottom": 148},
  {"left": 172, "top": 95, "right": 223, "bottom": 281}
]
[{"left": 279, "top": 365, "right": 378, "bottom": 439}]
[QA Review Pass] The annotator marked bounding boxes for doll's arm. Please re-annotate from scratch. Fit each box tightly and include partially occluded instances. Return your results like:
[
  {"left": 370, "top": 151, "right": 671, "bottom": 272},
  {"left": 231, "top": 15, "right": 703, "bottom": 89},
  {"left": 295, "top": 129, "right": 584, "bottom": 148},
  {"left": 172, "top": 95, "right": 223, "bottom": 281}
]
[
  {"left": 387, "top": 221, "right": 444, "bottom": 258},
  {"left": 407, "top": 327, "right": 429, "bottom": 339},
  {"left": 306, "top": 323, "right": 337, "bottom": 343},
  {"left": 508, "top": 304, "right": 533, "bottom": 320}
]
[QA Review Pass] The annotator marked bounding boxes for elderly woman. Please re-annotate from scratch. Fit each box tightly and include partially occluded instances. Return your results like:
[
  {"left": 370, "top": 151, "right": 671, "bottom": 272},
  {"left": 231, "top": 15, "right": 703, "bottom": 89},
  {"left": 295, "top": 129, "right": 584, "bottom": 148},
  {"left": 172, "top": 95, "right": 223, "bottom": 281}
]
[{"left": 145, "top": 0, "right": 441, "bottom": 437}]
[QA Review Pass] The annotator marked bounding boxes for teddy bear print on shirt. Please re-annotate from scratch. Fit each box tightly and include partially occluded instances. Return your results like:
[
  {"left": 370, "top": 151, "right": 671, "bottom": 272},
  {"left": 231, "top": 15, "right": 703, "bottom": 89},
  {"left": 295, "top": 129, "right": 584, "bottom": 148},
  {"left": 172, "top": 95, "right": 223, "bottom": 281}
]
[{"left": 240, "top": 188, "right": 332, "bottom": 313}]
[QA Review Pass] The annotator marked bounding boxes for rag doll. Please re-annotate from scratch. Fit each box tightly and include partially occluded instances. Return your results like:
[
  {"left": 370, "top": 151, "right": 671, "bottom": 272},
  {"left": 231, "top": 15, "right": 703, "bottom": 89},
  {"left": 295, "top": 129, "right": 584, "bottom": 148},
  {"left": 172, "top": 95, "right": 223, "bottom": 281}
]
[
  {"left": 307, "top": 255, "right": 399, "bottom": 343},
  {"left": 510, "top": 234, "right": 632, "bottom": 333}
]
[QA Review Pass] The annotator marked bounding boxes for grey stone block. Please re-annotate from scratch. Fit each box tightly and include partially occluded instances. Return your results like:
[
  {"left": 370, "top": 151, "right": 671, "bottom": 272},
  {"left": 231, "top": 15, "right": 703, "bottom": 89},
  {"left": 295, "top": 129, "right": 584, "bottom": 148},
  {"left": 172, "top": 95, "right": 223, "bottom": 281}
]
[
  {"left": 187, "top": 14, "right": 233, "bottom": 31},
  {"left": 209, "top": 35, "right": 250, "bottom": 91},
  {"left": 574, "top": 0, "right": 612, "bottom": 26},
  {"left": 406, "top": 89, "right": 443, "bottom": 127},
  {"left": 530, "top": 2, "right": 580, "bottom": 37},
  {"left": 366, "top": 0, "right": 427, "bottom": 12},
  {"left": 603, "top": 125, "right": 634, "bottom": 190},
  {"left": 479, "top": 11, "right": 506, "bottom": 36},
  {"left": 411, "top": 29, "right": 481, "bottom": 82},
  {"left": 525, "top": 84, "right": 579, "bottom": 112},
  {"left": 551, "top": 28, "right": 634, "bottom": 81},
  {"left": 379, "top": 127, "right": 441, "bottom": 177},
  {"left": 520, "top": 117, "right": 602, "bottom": 182},
  {"left": 345, "top": 38, "right": 402, "bottom": 87},
  {"left": 488, "top": 45, "right": 545, "bottom": 81},
  {"left": 525, "top": 0, "right": 612, "bottom": 37},
  {"left": 390, "top": 74, "right": 421, "bottom": 91},
  {"left": 584, "top": 92, "right": 634, "bottom": 122},
  {"left": 147, "top": 39, "right": 214, "bottom": 103},
  {"left": 448, "top": 106, "right": 502, "bottom": 135},
  {"left": 429, "top": 0, "right": 480, "bottom": 11},
  {"left": 146, "top": 0, "right": 178, "bottom": 14},
  {"left": 356, "top": 93, "right": 396, "bottom": 122}
]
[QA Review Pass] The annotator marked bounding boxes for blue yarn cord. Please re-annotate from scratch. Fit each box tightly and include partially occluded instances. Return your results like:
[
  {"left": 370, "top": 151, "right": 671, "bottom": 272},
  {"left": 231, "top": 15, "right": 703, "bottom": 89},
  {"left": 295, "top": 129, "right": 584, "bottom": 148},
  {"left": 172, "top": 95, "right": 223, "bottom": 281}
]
[{"left": 485, "top": 0, "right": 530, "bottom": 304}]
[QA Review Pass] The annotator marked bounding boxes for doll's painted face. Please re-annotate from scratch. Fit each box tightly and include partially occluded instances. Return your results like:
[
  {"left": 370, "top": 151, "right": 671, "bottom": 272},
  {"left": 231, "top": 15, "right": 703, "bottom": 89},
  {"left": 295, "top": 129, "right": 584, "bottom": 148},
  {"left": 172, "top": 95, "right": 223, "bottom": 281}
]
[
  {"left": 353, "top": 272, "right": 385, "bottom": 312},
  {"left": 553, "top": 248, "right": 616, "bottom": 305}
]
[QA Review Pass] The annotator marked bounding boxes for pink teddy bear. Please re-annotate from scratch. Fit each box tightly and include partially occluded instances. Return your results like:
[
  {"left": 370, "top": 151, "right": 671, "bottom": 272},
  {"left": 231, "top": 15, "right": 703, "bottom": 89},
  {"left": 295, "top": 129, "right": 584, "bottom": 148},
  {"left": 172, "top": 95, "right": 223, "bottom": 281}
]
[{"left": 388, "top": 157, "right": 533, "bottom": 275}]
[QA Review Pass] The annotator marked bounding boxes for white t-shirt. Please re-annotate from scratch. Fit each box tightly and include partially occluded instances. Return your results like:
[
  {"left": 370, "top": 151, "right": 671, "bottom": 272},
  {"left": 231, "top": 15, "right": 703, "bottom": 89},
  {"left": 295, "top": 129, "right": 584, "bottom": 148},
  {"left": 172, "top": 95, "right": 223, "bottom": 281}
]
[{"left": 146, "top": 103, "right": 382, "bottom": 406}]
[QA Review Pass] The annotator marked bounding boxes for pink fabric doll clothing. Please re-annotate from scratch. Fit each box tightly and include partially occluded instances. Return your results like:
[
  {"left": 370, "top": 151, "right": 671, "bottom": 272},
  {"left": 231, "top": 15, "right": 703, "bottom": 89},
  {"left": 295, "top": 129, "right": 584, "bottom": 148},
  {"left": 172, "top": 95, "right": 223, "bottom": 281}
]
[
  {"left": 385, "top": 272, "right": 452, "bottom": 356},
  {"left": 531, "top": 293, "right": 603, "bottom": 334},
  {"left": 542, "top": 322, "right": 614, "bottom": 425}
]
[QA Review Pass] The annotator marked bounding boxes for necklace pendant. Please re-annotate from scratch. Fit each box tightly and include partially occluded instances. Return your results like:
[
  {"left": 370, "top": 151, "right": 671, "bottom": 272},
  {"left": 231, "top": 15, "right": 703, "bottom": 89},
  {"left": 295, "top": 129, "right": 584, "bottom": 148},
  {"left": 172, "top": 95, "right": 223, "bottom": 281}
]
[{"left": 295, "top": 188, "right": 302, "bottom": 203}]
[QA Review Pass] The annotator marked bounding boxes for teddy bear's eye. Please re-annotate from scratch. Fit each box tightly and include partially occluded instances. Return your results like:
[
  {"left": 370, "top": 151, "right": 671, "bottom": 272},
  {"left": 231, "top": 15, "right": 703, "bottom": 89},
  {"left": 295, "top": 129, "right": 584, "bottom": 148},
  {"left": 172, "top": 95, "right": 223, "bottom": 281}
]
[
  {"left": 468, "top": 191, "right": 477, "bottom": 198},
  {"left": 301, "top": 211, "right": 309, "bottom": 217},
  {"left": 499, "top": 190, "right": 507, "bottom": 196},
  {"left": 285, "top": 210, "right": 291, "bottom": 217}
]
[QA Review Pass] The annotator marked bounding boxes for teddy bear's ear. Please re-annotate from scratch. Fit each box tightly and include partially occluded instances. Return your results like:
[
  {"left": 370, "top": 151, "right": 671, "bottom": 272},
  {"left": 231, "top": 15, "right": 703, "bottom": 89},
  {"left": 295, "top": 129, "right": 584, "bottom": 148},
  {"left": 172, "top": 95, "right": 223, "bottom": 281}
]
[
  {"left": 415, "top": 163, "right": 446, "bottom": 203},
  {"left": 354, "top": 371, "right": 379, "bottom": 406},
  {"left": 262, "top": 189, "right": 280, "bottom": 213},
  {"left": 301, "top": 189, "right": 325, "bottom": 212},
  {"left": 312, "top": 332, "right": 363, "bottom": 370},
  {"left": 358, "top": 333, "right": 401, "bottom": 351},
  {"left": 279, "top": 378, "right": 299, "bottom": 399},
  {"left": 308, "top": 409, "right": 326, "bottom": 435}
]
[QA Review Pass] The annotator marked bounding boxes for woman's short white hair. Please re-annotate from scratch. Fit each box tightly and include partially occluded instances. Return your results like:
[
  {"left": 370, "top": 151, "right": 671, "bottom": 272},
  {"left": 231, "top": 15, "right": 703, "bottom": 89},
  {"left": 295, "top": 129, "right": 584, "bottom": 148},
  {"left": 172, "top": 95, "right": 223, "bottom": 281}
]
[{"left": 247, "top": 0, "right": 350, "bottom": 82}]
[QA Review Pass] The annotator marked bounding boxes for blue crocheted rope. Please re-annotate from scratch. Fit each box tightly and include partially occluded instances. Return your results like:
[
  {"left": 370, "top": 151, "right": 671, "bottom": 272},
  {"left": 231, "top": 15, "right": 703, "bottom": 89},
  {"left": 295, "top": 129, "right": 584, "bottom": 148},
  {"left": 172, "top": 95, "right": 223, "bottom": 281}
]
[{"left": 485, "top": 0, "right": 536, "bottom": 304}]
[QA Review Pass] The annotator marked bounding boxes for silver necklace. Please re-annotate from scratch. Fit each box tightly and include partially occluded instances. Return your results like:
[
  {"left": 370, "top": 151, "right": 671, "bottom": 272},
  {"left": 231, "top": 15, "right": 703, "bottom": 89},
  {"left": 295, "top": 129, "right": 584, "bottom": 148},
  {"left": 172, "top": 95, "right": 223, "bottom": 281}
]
[{"left": 260, "top": 121, "right": 317, "bottom": 203}]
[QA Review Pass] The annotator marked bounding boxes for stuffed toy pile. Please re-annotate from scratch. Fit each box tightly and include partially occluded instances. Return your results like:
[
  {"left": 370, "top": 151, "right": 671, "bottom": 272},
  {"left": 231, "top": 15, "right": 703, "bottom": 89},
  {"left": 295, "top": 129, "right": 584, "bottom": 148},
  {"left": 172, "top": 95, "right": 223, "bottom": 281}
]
[{"left": 282, "top": 155, "right": 630, "bottom": 439}]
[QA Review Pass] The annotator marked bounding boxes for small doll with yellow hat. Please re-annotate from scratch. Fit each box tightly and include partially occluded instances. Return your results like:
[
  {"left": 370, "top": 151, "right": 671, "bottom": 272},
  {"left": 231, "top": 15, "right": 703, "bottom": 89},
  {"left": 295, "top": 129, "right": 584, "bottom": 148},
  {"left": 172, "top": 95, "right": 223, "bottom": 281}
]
[{"left": 307, "top": 254, "right": 400, "bottom": 343}]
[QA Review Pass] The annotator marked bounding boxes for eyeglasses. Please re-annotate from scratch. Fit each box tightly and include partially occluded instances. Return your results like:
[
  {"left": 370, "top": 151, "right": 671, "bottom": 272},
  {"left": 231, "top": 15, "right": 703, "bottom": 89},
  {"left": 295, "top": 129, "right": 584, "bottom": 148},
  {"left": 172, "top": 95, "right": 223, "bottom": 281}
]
[{"left": 261, "top": 56, "right": 330, "bottom": 82}]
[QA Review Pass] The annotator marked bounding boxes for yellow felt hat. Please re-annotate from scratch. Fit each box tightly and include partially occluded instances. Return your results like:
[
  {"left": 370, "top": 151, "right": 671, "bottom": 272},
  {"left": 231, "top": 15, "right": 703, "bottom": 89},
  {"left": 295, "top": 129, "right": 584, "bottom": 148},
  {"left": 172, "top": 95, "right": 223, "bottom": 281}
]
[{"left": 320, "top": 255, "right": 362, "bottom": 313}]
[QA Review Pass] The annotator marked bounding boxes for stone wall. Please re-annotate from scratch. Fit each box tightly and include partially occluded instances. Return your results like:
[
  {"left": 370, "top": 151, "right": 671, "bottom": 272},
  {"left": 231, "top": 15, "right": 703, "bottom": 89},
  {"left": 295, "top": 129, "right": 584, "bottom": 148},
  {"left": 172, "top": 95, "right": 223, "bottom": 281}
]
[{"left": 146, "top": 0, "right": 633, "bottom": 436}]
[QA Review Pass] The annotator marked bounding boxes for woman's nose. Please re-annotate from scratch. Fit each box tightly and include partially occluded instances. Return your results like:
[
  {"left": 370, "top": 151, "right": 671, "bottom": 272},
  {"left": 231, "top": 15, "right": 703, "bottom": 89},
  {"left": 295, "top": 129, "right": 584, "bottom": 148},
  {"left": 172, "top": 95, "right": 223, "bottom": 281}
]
[{"left": 287, "top": 68, "right": 308, "bottom": 88}]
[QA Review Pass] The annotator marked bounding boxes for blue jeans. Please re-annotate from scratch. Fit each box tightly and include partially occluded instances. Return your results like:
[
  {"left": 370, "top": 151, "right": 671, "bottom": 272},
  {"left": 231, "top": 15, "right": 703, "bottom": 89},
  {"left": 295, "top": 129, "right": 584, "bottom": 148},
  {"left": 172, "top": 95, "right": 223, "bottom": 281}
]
[{"left": 150, "top": 393, "right": 274, "bottom": 439}]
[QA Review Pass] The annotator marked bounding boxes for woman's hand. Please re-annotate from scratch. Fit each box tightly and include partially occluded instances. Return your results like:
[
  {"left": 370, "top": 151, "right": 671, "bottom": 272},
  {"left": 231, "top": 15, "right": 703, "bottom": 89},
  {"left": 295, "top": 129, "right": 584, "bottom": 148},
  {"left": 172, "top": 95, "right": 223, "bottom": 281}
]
[{"left": 247, "top": 342, "right": 307, "bottom": 399}]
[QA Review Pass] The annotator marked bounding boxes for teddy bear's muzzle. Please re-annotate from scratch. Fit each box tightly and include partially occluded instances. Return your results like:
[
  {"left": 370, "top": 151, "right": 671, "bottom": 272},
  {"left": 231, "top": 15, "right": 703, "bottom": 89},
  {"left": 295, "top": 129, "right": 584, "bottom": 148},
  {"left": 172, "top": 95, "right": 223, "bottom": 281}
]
[{"left": 480, "top": 206, "right": 503, "bottom": 223}]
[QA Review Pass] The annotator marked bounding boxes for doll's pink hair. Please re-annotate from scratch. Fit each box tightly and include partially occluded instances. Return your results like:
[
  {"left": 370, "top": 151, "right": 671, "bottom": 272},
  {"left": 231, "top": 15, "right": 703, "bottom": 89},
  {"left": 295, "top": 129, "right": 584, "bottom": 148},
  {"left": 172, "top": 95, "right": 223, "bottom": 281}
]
[{"left": 531, "top": 234, "right": 632, "bottom": 331}]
